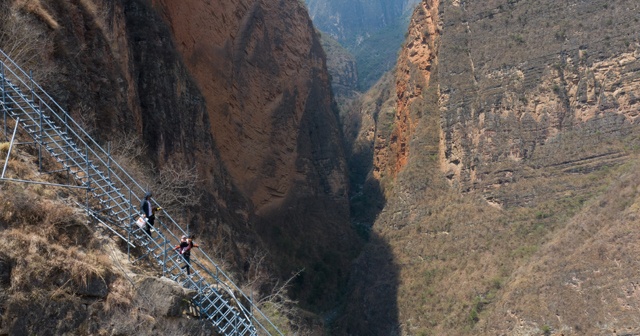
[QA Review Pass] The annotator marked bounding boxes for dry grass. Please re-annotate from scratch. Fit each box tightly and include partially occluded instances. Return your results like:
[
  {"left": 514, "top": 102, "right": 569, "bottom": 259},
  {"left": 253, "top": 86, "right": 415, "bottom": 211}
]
[
  {"left": 0, "top": 171, "right": 110, "bottom": 290},
  {"left": 78, "top": 0, "right": 98, "bottom": 17},
  {"left": 0, "top": 141, "right": 108, "bottom": 285},
  {"left": 476, "top": 157, "right": 640, "bottom": 334},
  {"left": 104, "top": 277, "right": 134, "bottom": 313},
  {"left": 0, "top": 142, "right": 10, "bottom": 153},
  {"left": 0, "top": 135, "right": 156, "bottom": 332},
  {"left": 354, "top": 129, "right": 636, "bottom": 335},
  {"left": 1, "top": 156, "right": 32, "bottom": 180},
  {"left": 1, "top": 229, "right": 108, "bottom": 291},
  {"left": 0, "top": 2, "right": 55, "bottom": 82},
  {"left": 108, "top": 131, "right": 202, "bottom": 225}
]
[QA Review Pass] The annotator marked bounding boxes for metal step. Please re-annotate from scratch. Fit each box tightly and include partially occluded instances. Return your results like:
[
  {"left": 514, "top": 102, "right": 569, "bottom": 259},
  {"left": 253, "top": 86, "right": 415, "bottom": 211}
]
[
  {"left": 1, "top": 51, "right": 268, "bottom": 336},
  {"left": 46, "top": 142, "right": 78, "bottom": 152},
  {"left": 98, "top": 201, "right": 129, "bottom": 214},
  {"left": 96, "top": 192, "right": 126, "bottom": 204},
  {"left": 65, "top": 156, "right": 91, "bottom": 166}
]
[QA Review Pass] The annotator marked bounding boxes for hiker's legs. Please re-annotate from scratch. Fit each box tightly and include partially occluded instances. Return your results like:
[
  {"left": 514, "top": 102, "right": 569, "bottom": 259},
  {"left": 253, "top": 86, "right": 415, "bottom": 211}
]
[
  {"left": 145, "top": 215, "right": 155, "bottom": 235},
  {"left": 184, "top": 255, "right": 191, "bottom": 275}
]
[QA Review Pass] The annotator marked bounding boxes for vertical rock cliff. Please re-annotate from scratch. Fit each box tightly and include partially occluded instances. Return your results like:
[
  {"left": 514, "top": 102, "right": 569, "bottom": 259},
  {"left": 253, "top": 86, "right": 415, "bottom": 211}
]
[
  {"left": 2, "top": 0, "right": 359, "bottom": 324},
  {"left": 338, "top": 0, "right": 640, "bottom": 335},
  {"left": 373, "top": 0, "right": 440, "bottom": 181},
  {"left": 438, "top": 0, "right": 640, "bottom": 196},
  {"left": 148, "top": 0, "right": 360, "bottom": 308}
]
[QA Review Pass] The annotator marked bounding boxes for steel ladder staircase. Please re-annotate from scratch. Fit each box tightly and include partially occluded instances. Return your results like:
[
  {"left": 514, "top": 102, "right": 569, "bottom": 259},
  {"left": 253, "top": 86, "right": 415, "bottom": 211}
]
[{"left": 0, "top": 48, "right": 281, "bottom": 336}]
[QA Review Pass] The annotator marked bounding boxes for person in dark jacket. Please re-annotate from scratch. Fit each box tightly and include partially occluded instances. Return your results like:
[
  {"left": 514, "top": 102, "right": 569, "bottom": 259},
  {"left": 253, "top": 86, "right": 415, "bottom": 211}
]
[{"left": 140, "top": 191, "right": 155, "bottom": 236}]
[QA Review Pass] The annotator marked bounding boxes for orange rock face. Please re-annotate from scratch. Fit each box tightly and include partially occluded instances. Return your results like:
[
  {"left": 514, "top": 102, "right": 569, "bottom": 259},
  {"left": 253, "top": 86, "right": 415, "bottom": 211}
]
[
  {"left": 373, "top": 0, "right": 441, "bottom": 181},
  {"left": 144, "top": 0, "right": 357, "bottom": 310},
  {"left": 151, "top": 0, "right": 345, "bottom": 214}
]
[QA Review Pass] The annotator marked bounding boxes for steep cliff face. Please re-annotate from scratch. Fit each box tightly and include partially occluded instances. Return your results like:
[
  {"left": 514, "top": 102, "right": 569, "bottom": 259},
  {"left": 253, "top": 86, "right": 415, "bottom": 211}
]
[
  {"left": 434, "top": 0, "right": 640, "bottom": 334},
  {"left": 29, "top": 0, "right": 249, "bottom": 268},
  {"left": 2, "top": 0, "right": 358, "bottom": 324},
  {"left": 438, "top": 0, "right": 640, "bottom": 198},
  {"left": 149, "top": 0, "right": 359, "bottom": 308},
  {"left": 373, "top": 0, "right": 440, "bottom": 181},
  {"left": 151, "top": 0, "right": 348, "bottom": 215},
  {"left": 320, "top": 34, "right": 359, "bottom": 104},
  {"left": 338, "top": 0, "right": 640, "bottom": 335}
]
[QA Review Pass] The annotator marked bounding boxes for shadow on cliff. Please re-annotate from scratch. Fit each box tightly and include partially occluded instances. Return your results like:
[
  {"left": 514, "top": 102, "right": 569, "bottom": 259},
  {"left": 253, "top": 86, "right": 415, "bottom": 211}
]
[
  {"left": 333, "top": 132, "right": 400, "bottom": 334},
  {"left": 337, "top": 168, "right": 402, "bottom": 335},
  {"left": 333, "top": 230, "right": 400, "bottom": 335}
]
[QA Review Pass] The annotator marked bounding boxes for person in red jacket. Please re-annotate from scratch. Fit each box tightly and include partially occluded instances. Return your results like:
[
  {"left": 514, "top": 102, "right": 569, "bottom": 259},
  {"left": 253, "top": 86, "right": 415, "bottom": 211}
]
[{"left": 174, "top": 235, "right": 198, "bottom": 275}]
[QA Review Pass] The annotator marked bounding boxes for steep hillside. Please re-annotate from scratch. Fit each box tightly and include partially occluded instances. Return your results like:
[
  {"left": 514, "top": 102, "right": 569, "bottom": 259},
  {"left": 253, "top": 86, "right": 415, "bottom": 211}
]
[
  {"left": 320, "top": 33, "right": 359, "bottom": 105},
  {"left": 0, "top": 133, "right": 214, "bottom": 335},
  {"left": 337, "top": 0, "right": 640, "bottom": 334},
  {"left": 1, "top": 0, "right": 360, "bottom": 330}
]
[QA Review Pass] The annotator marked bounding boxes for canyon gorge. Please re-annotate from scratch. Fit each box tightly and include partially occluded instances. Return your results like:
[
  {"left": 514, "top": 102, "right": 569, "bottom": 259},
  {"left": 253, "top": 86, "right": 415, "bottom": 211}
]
[{"left": 0, "top": 0, "right": 639, "bottom": 335}]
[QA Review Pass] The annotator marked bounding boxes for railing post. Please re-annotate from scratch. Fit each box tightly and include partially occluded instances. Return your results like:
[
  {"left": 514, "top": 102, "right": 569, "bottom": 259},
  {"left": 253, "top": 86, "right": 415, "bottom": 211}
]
[
  {"left": 1, "top": 62, "right": 6, "bottom": 140},
  {"left": 38, "top": 100, "right": 42, "bottom": 172},
  {"left": 29, "top": 70, "right": 34, "bottom": 107},
  {"left": 128, "top": 187, "right": 132, "bottom": 261},
  {"left": 163, "top": 237, "right": 167, "bottom": 276},
  {"left": 106, "top": 141, "right": 111, "bottom": 208},
  {"left": 2, "top": 118, "right": 19, "bottom": 179},
  {"left": 107, "top": 141, "right": 111, "bottom": 188},
  {"left": 85, "top": 144, "right": 90, "bottom": 216}
]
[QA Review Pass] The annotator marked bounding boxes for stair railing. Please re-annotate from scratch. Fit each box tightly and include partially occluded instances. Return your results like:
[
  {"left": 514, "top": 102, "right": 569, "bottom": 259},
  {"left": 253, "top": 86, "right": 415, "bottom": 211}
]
[{"left": 0, "top": 48, "right": 282, "bottom": 336}]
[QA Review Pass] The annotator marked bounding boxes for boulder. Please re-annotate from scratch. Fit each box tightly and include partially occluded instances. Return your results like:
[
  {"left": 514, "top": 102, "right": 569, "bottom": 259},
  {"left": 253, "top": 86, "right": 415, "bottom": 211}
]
[{"left": 134, "top": 276, "right": 195, "bottom": 317}]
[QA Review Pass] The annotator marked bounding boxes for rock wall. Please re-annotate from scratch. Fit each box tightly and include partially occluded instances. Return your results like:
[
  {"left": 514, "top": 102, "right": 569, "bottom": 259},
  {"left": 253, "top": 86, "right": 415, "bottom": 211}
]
[
  {"left": 320, "top": 34, "right": 359, "bottom": 104},
  {"left": 338, "top": 0, "right": 640, "bottom": 334},
  {"left": 151, "top": 0, "right": 349, "bottom": 216},
  {"left": 149, "top": 0, "right": 359, "bottom": 308},
  {"left": 438, "top": 0, "right": 640, "bottom": 198},
  {"left": 2, "top": 0, "right": 358, "bottom": 316},
  {"left": 373, "top": 0, "right": 441, "bottom": 182}
]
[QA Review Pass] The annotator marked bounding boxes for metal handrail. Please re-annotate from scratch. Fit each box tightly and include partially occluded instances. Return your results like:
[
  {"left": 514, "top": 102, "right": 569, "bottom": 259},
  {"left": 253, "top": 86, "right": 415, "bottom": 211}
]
[{"left": 0, "top": 48, "right": 282, "bottom": 336}]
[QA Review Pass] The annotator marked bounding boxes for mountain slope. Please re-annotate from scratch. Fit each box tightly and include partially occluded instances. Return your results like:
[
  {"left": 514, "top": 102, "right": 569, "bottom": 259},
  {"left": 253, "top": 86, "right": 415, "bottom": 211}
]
[
  {"left": 337, "top": 0, "right": 640, "bottom": 334},
  {"left": 149, "top": 0, "right": 361, "bottom": 309},
  {"left": 1, "top": 0, "right": 360, "bottom": 331}
]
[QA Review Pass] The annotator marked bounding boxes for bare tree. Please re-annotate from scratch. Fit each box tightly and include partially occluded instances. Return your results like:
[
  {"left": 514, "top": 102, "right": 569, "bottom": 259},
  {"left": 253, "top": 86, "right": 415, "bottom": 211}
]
[
  {"left": 0, "top": 4, "right": 55, "bottom": 83},
  {"left": 152, "top": 161, "right": 202, "bottom": 212}
]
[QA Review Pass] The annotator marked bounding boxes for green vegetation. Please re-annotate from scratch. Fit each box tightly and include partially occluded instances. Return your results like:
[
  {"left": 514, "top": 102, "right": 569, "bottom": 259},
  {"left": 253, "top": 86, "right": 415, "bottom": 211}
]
[{"left": 510, "top": 34, "right": 526, "bottom": 44}]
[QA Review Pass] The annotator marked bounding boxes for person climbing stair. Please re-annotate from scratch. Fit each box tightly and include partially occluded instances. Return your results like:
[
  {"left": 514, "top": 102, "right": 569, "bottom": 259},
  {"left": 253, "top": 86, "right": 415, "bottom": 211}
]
[
  {"left": 174, "top": 235, "right": 199, "bottom": 275},
  {"left": 140, "top": 191, "right": 161, "bottom": 236}
]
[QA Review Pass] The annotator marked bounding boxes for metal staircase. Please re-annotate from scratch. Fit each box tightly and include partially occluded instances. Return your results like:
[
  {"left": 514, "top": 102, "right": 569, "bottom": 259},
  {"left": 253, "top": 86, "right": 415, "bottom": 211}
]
[{"left": 0, "top": 48, "right": 282, "bottom": 336}]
